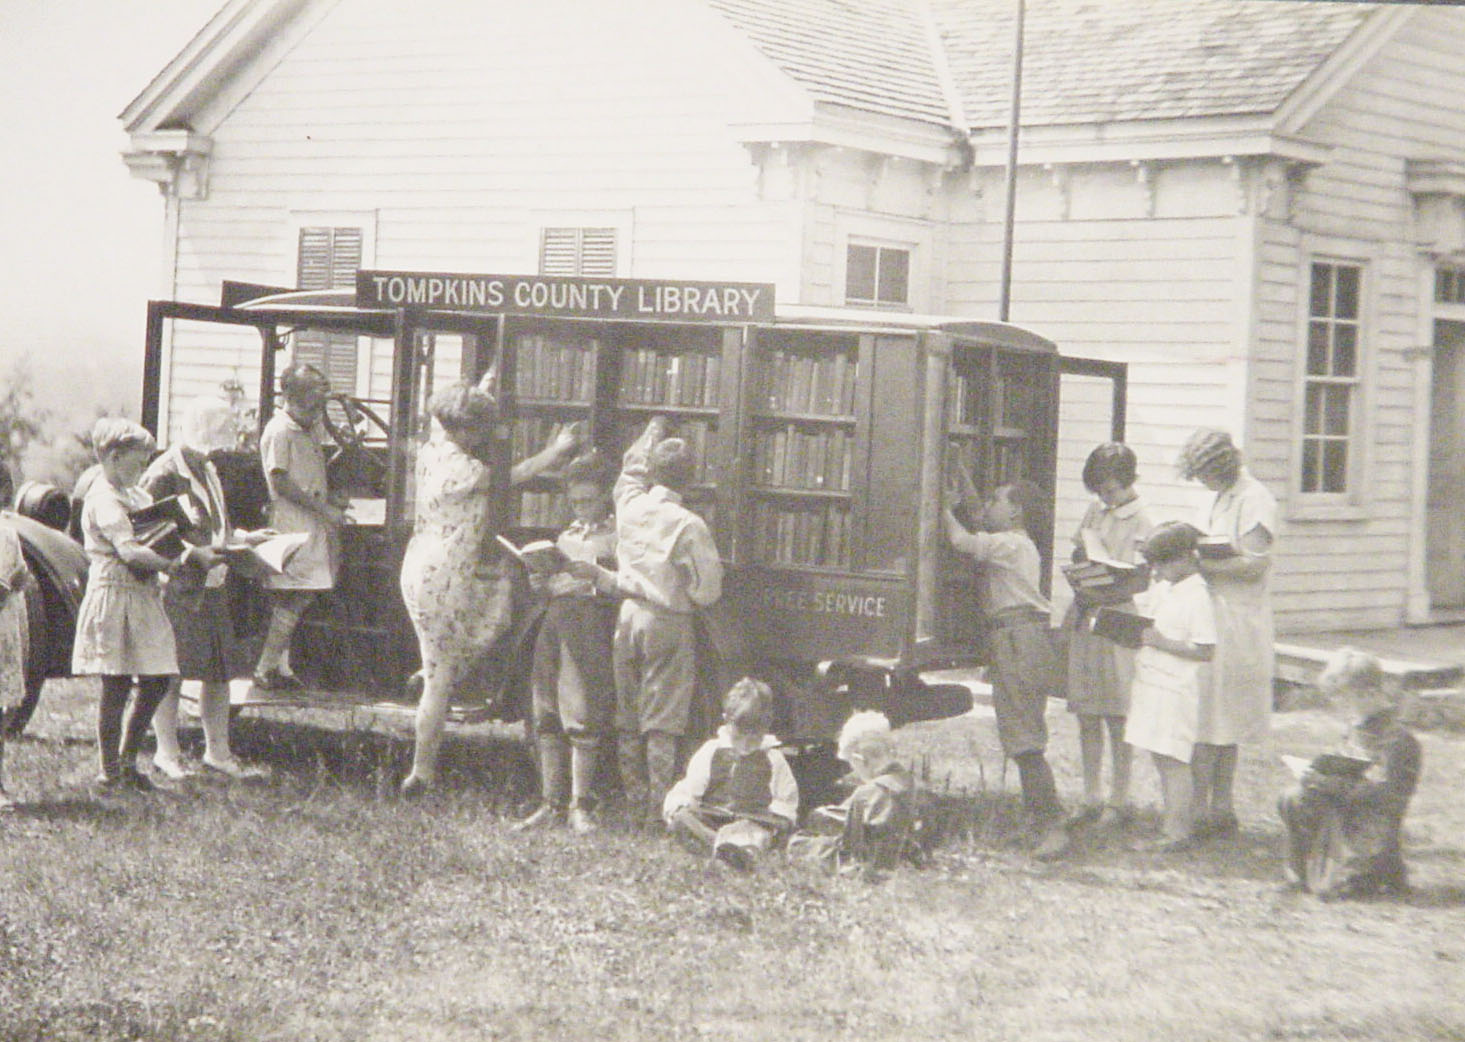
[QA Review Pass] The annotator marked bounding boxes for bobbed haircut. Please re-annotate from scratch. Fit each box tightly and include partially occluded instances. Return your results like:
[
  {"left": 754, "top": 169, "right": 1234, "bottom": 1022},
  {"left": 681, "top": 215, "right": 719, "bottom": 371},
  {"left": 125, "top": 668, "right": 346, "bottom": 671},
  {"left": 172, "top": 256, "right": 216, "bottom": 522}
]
[
  {"left": 429, "top": 383, "right": 498, "bottom": 439},
  {"left": 649, "top": 436, "right": 696, "bottom": 491},
  {"left": 180, "top": 395, "right": 238, "bottom": 455},
  {"left": 561, "top": 448, "right": 613, "bottom": 490},
  {"left": 91, "top": 417, "right": 155, "bottom": 461},
  {"left": 1082, "top": 442, "right": 1138, "bottom": 493},
  {"left": 1177, "top": 427, "right": 1242, "bottom": 486},
  {"left": 837, "top": 710, "right": 894, "bottom": 764},
  {"left": 279, "top": 363, "right": 329, "bottom": 402},
  {"left": 722, "top": 676, "right": 774, "bottom": 734},
  {"left": 1140, "top": 520, "right": 1202, "bottom": 565}
]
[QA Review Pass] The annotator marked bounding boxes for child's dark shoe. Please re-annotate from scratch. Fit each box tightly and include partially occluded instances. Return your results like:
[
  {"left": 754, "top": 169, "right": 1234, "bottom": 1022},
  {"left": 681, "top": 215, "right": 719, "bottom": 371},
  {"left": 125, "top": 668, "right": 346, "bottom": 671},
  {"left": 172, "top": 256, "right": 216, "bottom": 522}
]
[{"left": 714, "top": 840, "right": 756, "bottom": 873}]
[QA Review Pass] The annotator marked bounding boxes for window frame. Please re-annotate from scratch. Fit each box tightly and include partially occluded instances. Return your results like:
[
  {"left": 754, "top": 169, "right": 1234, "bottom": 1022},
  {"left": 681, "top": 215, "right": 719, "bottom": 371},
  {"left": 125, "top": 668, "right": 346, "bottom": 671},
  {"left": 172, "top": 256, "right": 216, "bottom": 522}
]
[
  {"left": 287, "top": 211, "right": 378, "bottom": 397},
  {"left": 528, "top": 210, "right": 632, "bottom": 277},
  {"left": 1290, "top": 251, "right": 1371, "bottom": 515},
  {"left": 834, "top": 212, "right": 932, "bottom": 311}
]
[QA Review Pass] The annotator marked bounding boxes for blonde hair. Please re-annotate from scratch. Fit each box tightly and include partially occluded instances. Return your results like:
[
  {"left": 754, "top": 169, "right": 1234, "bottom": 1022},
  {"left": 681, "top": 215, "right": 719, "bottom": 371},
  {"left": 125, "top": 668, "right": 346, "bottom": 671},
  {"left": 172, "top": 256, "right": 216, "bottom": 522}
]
[
  {"left": 91, "top": 417, "right": 155, "bottom": 460},
  {"left": 837, "top": 710, "right": 893, "bottom": 764},
  {"left": 180, "top": 396, "right": 238, "bottom": 455},
  {"left": 722, "top": 677, "right": 773, "bottom": 734},
  {"left": 1317, "top": 647, "right": 1394, "bottom": 703}
]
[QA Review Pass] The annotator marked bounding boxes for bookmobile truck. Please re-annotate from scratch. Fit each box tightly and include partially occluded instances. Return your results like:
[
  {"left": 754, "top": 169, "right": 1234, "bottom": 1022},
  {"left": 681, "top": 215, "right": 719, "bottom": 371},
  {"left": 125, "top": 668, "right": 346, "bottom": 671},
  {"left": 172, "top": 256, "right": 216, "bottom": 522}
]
[{"left": 12, "top": 270, "right": 1127, "bottom": 780}]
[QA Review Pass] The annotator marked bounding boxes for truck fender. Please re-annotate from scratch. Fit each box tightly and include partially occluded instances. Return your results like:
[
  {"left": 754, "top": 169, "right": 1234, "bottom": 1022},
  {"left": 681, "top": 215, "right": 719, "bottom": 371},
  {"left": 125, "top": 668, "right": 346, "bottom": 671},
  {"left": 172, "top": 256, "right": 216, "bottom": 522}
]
[{"left": 3, "top": 511, "right": 88, "bottom": 734}]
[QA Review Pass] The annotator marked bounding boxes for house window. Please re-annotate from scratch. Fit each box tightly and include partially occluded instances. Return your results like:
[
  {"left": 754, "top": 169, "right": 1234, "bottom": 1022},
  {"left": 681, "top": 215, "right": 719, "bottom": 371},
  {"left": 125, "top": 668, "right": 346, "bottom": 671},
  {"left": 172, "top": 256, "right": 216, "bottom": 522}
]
[
  {"left": 294, "top": 225, "right": 363, "bottom": 392},
  {"left": 540, "top": 227, "right": 617, "bottom": 276},
  {"left": 1301, "top": 260, "right": 1362, "bottom": 495},
  {"left": 1437, "top": 265, "right": 1465, "bottom": 304},
  {"left": 845, "top": 243, "right": 910, "bottom": 307}
]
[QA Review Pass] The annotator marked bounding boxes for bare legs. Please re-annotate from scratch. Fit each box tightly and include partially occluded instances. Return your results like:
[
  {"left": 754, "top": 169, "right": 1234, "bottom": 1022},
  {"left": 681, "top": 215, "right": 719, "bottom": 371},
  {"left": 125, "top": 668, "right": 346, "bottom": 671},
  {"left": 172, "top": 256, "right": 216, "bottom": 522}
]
[
  {"left": 1075, "top": 713, "right": 1132, "bottom": 820},
  {"left": 1191, "top": 742, "right": 1240, "bottom": 835}
]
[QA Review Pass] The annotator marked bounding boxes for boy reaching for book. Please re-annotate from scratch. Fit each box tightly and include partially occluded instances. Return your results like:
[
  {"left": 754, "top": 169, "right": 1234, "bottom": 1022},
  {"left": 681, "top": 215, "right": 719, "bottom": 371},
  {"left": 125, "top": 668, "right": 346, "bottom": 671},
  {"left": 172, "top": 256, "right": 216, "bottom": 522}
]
[
  {"left": 1122, "top": 522, "right": 1215, "bottom": 852},
  {"left": 942, "top": 472, "right": 1069, "bottom": 861},
  {"left": 1277, "top": 648, "right": 1421, "bottom": 898},
  {"left": 514, "top": 451, "right": 619, "bottom": 834},
  {"left": 663, "top": 678, "right": 798, "bottom": 872}
]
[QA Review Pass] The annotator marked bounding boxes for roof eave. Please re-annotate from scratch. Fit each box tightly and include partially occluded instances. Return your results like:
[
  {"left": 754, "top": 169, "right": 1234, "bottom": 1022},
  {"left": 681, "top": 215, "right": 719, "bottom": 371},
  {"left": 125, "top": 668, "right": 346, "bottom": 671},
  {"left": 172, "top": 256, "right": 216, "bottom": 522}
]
[
  {"left": 967, "top": 116, "right": 1330, "bottom": 168},
  {"left": 733, "top": 102, "right": 957, "bottom": 165}
]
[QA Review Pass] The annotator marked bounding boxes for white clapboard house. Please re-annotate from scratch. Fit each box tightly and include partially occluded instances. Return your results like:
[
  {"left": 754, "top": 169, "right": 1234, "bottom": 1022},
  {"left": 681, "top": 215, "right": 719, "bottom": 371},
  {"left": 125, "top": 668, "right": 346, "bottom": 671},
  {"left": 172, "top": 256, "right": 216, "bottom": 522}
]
[{"left": 121, "top": 0, "right": 1465, "bottom": 634}]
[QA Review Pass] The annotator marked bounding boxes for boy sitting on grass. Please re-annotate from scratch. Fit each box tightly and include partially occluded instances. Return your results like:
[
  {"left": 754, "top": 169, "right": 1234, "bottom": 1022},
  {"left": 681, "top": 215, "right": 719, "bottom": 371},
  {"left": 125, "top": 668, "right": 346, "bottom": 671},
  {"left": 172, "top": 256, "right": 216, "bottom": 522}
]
[
  {"left": 1277, "top": 647, "right": 1422, "bottom": 899},
  {"left": 789, "top": 711, "right": 920, "bottom": 880},
  {"left": 662, "top": 677, "right": 798, "bottom": 872}
]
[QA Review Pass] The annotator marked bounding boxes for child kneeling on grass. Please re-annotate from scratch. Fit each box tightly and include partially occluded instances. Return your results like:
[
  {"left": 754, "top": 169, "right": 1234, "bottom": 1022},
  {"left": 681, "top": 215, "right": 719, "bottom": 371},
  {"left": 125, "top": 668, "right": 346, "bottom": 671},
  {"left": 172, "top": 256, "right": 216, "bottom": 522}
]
[
  {"left": 1277, "top": 647, "right": 1421, "bottom": 899},
  {"left": 1123, "top": 521, "right": 1216, "bottom": 853},
  {"left": 662, "top": 677, "right": 798, "bottom": 872},
  {"left": 789, "top": 711, "right": 919, "bottom": 880}
]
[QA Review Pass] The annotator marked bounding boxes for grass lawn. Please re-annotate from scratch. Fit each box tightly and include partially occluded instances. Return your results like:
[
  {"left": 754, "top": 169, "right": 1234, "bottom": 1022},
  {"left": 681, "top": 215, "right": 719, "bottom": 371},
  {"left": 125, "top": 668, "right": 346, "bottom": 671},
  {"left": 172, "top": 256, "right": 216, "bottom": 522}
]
[{"left": 1, "top": 678, "right": 1462, "bottom": 1042}]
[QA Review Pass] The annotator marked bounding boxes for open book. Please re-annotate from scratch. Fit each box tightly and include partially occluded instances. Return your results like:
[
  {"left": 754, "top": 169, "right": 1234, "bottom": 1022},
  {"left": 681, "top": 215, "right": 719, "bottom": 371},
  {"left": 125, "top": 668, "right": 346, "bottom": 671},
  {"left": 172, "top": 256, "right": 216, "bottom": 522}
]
[
  {"left": 1280, "top": 752, "right": 1373, "bottom": 780},
  {"left": 495, "top": 534, "right": 568, "bottom": 574},
  {"left": 1063, "top": 530, "right": 1149, "bottom": 604},
  {"left": 1087, "top": 606, "right": 1153, "bottom": 649},
  {"left": 222, "top": 532, "right": 310, "bottom": 577}
]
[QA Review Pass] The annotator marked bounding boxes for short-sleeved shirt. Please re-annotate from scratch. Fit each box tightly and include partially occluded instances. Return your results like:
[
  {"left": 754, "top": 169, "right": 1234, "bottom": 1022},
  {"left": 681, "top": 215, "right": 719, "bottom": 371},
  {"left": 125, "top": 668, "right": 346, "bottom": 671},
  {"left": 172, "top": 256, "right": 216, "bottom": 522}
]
[
  {"left": 947, "top": 527, "right": 1051, "bottom": 616},
  {"left": 1073, "top": 495, "right": 1152, "bottom": 568},
  {"left": 260, "top": 409, "right": 335, "bottom": 590}
]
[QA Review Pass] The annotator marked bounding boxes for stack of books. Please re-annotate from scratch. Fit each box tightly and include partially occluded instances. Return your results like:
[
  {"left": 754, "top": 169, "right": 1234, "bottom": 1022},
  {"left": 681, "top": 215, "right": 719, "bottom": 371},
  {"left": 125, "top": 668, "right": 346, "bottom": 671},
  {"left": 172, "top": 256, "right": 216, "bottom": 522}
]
[
  {"left": 1061, "top": 558, "right": 1149, "bottom": 606},
  {"left": 129, "top": 494, "right": 204, "bottom": 560}
]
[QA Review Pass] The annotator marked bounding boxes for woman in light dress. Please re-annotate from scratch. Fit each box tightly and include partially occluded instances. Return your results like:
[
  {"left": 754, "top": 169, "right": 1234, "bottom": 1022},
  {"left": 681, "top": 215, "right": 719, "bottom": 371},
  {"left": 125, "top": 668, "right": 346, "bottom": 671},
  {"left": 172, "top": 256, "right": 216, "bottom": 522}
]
[
  {"left": 1177, "top": 428, "right": 1279, "bottom": 839},
  {"left": 398, "top": 376, "right": 578, "bottom": 797}
]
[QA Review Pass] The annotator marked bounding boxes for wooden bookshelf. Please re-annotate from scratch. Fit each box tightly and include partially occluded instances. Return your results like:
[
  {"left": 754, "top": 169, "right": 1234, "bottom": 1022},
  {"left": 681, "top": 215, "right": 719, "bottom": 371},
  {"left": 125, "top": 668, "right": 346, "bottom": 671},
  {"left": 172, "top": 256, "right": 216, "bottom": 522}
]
[
  {"left": 505, "top": 325, "right": 600, "bottom": 531},
  {"left": 744, "top": 331, "right": 862, "bottom": 570}
]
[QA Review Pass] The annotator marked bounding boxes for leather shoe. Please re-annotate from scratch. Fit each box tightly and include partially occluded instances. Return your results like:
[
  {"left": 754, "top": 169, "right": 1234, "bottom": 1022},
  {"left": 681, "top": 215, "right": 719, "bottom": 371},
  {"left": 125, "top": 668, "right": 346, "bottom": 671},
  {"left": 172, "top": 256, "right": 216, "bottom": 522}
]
[{"left": 252, "top": 669, "right": 303, "bottom": 692}]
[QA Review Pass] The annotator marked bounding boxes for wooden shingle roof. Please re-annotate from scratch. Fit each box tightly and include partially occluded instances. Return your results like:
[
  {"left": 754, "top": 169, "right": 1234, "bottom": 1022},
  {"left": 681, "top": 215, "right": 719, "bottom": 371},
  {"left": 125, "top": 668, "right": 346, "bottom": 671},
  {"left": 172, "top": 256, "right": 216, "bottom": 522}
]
[{"left": 707, "top": 0, "right": 1375, "bottom": 131}]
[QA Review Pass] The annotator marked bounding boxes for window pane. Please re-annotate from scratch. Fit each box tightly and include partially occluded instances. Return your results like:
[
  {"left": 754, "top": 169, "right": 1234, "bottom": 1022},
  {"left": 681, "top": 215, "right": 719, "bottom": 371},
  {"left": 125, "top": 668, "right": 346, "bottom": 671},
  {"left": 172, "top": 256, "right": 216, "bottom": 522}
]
[
  {"left": 1301, "top": 440, "right": 1320, "bottom": 493},
  {"left": 876, "top": 247, "right": 910, "bottom": 304},
  {"left": 1324, "top": 385, "right": 1350, "bottom": 436},
  {"left": 1333, "top": 324, "right": 1357, "bottom": 376},
  {"left": 846, "top": 245, "right": 877, "bottom": 302},
  {"left": 1334, "top": 266, "right": 1360, "bottom": 319},
  {"left": 1304, "top": 384, "right": 1323, "bottom": 434},
  {"left": 1309, "top": 263, "right": 1332, "bottom": 318},
  {"left": 1307, "top": 322, "right": 1329, "bottom": 375},
  {"left": 1322, "top": 440, "right": 1348, "bottom": 493}
]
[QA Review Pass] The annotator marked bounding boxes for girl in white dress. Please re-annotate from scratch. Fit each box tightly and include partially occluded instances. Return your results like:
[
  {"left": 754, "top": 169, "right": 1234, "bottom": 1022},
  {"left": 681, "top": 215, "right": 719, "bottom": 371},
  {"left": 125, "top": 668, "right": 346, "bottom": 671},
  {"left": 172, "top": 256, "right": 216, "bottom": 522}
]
[{"left": 1125, "top": 522, "right": 1216, "bottom": 851}]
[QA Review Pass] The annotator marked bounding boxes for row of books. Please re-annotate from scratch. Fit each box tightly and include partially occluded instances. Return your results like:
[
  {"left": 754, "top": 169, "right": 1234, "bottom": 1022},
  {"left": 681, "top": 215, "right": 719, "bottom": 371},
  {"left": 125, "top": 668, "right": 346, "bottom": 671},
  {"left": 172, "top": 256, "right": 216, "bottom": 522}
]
[
  {"left": 760, "top": 348, "right": 858, "bottom": 417},
  {"left": 513, "top": 334, "right": 598, "bottom": 403},
  {"left": 750, "top": 425, "right": 853, "bottom": 492},
  {"left": 947, "top": 372, "right": 980, "bottom": 428},
  {"left": 517, "top": 490, "right": 568, "bottom": 529},
  {"left": 753, "top": 502, "right": 853, "bottom": 569},
  {"left": 509, "top": 417, "right": 581, "bottom": 464},
  {"left": 618, "top": 348, "right": 721, "bottom": 408}
]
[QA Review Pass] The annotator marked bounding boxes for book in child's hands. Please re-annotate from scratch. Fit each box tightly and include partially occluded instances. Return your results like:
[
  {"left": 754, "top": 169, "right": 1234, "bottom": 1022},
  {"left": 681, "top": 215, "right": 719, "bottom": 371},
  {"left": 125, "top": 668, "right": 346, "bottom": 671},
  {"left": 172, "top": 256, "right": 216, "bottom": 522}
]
[
  {"left": 495, "top": 534, "right": 568, "bottom": 574},
  {"left": 1280, "top": 752, "right": 1373, "bottom": 780},
  {"left": 129, "top": 493, "right": 204, "bottom": 560},
  {"left": 221, "top": 532, "right": 310, "bottom": 577},
  {"left": 1063, "top": 558, "right": 1150, "bottom": 605},
  {"left": 1087, "top": 606, "right": 1153, "bottom": 649}
]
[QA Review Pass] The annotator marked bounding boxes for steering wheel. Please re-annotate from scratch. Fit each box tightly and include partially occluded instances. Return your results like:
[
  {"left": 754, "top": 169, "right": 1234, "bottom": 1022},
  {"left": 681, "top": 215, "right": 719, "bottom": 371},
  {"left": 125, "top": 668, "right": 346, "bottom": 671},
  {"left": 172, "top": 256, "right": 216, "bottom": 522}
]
[{"left": 321, "top": 394, "right": 390, "bottom": 498}]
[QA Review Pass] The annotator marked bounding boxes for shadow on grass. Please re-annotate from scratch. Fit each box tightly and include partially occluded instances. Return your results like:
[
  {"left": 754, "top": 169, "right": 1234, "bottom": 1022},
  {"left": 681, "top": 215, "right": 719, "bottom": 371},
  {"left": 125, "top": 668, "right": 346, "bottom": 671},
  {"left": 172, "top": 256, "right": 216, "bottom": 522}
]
[
  {"left": 226, "top": 714, "right": 536, "bottom": 808},
  {"left": 12, "top": 796, "right": 129, "bottom": 825}
]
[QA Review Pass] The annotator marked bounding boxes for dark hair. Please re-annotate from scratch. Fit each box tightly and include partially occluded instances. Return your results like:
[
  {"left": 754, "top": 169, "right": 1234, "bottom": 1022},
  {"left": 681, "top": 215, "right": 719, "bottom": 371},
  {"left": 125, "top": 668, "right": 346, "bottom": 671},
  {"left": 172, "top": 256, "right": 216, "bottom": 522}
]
[
  {"left": 723, "top": 677, "right": 773, "bottom": 733},
  {"left": 649, "top": 437, "right": 695, "bottom": 491},
  {"left": 429, "top": 384, "right": 498, "bottom": 444},
  {"left": 279, "top": 363, "right": 328, "bottom": 402},
  {"left": 1140, "top": 521, "right": 1202, "bottom": 565},
  {"left": 1081, "top": 442, "right": 1137, "bottom": 493},
  {"left": 561, "top": 449, "right": 612, "bottom": 489},
  {"left": 997, "top": 479, "right": 1044, "bottom": 526}
]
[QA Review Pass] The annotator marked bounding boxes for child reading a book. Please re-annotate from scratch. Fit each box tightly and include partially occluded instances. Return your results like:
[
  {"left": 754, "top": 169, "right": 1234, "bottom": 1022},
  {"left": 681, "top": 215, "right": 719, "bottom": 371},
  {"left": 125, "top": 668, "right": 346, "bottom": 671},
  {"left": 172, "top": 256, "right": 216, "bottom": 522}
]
[
  {"left": 942, "top": 475, "right": 1069, "bottom": 861},
  {"left": 514, "top": 451, "right": 619, "bottom": 834},
  {"left": 1277, "top": 648, "right": 1422, "bottom": 898},
  {"left": 788, "top": 711, "right": 919, "bottom": 880},
  {"left": 1123, "top": 521, "right": 1216, "bottom": 852},
  {"left": 1062, "top": 442, "right": 1153, "bottom": 830},
  {"left": 663, "top": 677, "right": 798, "bottom": 872},
  {"left": 72, "top": 418, "right": 191, "bottom": 792}
]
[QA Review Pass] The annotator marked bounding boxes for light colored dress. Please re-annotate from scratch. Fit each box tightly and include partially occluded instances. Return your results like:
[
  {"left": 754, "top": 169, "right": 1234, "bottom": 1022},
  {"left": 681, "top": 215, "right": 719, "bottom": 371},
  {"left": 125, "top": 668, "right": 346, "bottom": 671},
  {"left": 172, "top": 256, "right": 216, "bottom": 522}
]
[
  {"left": 1198, "top": 468, "right": 1277, "bottom": 744},
  {"left": 1064, "top": 495, "right": 1153, "bottom": 716},
  {"left": 399, "top": 433, "right": 513, "bottom": 692},
  {"left": 260, "top": 409, "right": 336, "bottom": 591},
  {"left": 0, "top": 520, "right": 30, "bottom": 707},
  {"left": 71, "top": 480, "right": 178, "bottom": 677},
  {"left": 1125, "top": 573, "right": 1216, "bottom": 763}
]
